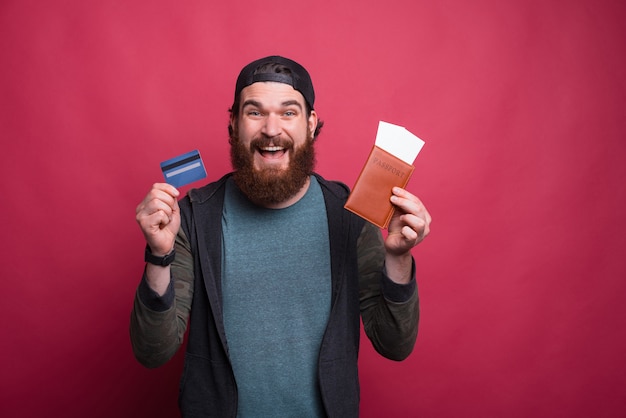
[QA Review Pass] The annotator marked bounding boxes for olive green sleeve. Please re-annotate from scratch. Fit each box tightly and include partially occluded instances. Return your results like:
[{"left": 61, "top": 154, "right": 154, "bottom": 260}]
[
  {"left": 129, "top": 229, "right": 195, "bottom": 368},
  {"left": 358, "top": 221, "right": 419, "bottom": 361}
]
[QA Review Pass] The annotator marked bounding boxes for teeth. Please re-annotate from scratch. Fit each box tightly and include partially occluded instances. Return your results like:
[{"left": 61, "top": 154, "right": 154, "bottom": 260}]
[{"left": 261, "top": 146, "right": 284, "bottom": 152}]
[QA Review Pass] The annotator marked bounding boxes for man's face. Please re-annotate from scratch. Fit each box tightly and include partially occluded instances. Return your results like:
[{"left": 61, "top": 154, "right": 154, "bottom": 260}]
[{"left": 229, "top": 81, "right": 318, "bottom": 206}]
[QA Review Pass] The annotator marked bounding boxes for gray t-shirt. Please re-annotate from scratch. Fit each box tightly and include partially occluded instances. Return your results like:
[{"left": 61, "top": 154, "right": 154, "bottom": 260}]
[{"left": 221, "top": 176, "right": 331, "bottom": 417}]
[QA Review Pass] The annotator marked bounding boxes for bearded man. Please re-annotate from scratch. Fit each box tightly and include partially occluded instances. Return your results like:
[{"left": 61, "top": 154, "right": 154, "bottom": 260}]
[{"left": 131, "top": 55, "right": 431, "bottom": 418}]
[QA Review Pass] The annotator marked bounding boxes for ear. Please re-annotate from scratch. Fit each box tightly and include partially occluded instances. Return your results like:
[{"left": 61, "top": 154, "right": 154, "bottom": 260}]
[
  {"left": 229, "top": 113, "right": 238, "bottom": 139},
  {"left": 308, "top": 110, "right": 318, "bottom": 137}
]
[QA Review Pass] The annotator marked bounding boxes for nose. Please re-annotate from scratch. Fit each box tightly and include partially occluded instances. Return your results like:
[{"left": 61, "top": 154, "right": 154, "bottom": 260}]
[{"left": 261, "top": 113, "right": 281, "bottom": 138}]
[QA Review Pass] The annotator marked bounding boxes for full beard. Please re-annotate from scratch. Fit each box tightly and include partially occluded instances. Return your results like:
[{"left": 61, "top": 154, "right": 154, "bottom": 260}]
[{"left": 230, "top": 135, "right": 316, "bottom": 206}]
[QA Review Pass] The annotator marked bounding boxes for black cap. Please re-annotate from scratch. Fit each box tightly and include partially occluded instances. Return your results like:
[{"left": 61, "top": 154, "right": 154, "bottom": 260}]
[{"left": 234, "top": 55, "right": 315, "bottom": 109}]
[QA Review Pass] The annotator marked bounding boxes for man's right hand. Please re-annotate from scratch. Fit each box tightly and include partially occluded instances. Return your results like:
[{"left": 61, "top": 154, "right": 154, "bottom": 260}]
[{"left": 136, "top": 183, "right": 181, "bottom": 256}]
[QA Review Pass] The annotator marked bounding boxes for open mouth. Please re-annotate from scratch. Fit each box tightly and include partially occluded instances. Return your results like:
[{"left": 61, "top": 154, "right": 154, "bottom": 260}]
[{"left": 258, "top": 145, "right": 287, "bottom": 159}]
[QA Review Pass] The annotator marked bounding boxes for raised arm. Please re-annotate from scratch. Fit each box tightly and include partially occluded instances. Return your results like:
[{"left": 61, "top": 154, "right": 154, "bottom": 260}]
[
  {"left": 130, "top": 184, "right": 194, "bottom": 368},
  {"left": 359, "top": 188, "right": 431, "bottom": 360}
]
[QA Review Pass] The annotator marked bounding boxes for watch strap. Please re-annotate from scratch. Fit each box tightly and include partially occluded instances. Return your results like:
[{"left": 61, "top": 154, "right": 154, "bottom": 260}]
[{"left": 144, "top": 246, "right": 176, "bottom": 266}]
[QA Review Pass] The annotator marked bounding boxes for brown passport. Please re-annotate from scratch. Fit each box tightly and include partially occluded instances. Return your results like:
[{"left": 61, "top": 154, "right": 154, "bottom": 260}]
[{"left": 344, "top": 145, "right": 415, "bottom": 228}]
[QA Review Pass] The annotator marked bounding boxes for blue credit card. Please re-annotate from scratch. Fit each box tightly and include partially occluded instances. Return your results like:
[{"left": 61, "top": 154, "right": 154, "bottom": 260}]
[{"left": 160, "top": 149, "right": 207, "bottom": 187}]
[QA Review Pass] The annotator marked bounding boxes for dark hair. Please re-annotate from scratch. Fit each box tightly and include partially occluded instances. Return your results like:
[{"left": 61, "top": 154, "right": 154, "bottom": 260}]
[{"left": 228, "top": 62, "right": 324, "bottom": 140}]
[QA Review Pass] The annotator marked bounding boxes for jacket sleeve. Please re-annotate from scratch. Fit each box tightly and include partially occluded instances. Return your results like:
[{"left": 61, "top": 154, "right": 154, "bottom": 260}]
[
  {"left": 358, "top": 221, "right": 419, "bottom": 361},
  {"left": 129, "top": 228, "right": 195, "bottom": 368}
]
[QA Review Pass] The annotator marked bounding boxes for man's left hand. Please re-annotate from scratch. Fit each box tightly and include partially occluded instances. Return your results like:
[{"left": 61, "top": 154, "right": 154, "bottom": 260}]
[{"left": 385, "top": 187, "right": 432, "bottom": 256}]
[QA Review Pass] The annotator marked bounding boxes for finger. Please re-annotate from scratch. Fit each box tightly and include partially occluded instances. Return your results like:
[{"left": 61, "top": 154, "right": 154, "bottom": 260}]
[
  {"left": 391, "top": 192, "right": 424, "bottom": 218},
  {"left": 143, "top": 210, "right": 173, "bottom": 231},
  {"left": 401, "top": 225, "right": 419, "bottom": 242},
  {"left": 151, "top": 182, "right": 180, "bottom": 199},
  {"left": 391, "top": 186, "right": 416, "bottom": 199},
  {"left": 136, "top": 185, "right": 180, "bottom": 216},
  {"left": 136, "top": 200, "right": 179, "bottom": 240},
  {"left": 137, "top": 196, "right": 175, "bottom": 219},
  {"left": 398, "top": 212, "right": 430, "bottom": 243},
  {"left": 148, "top": 185, "right": 180, "bottom": 209},
  {"left": 391, "top": 188, "right": 431, "bottom": 222}
]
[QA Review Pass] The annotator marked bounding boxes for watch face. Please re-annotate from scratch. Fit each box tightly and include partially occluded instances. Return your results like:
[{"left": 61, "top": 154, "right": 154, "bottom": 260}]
[{"left": 162, "top": 251, "right": 175, "bottom": 266}]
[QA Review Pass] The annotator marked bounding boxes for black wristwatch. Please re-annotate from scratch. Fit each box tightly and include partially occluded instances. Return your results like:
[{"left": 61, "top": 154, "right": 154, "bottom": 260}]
[{"left": 144, "top": 246, "right": 176, "bottom": 266}]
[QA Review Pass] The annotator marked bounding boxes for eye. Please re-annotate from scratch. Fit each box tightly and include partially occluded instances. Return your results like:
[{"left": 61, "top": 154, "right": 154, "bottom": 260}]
[{"left": 284, "top": 110, "right": 296, "bottom": 117}]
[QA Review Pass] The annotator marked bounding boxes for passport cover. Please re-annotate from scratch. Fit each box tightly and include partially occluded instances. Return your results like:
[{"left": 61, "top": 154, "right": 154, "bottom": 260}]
[{"left": 344, "top": 145, "right": 415, "bottom": 228}]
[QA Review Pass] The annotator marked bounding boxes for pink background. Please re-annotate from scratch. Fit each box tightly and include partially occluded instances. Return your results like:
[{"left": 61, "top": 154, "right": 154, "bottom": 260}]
[{"left": 2, "top": 1, "right": 625, "bottom": 416}]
